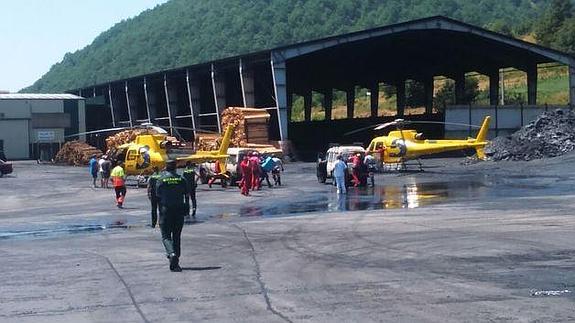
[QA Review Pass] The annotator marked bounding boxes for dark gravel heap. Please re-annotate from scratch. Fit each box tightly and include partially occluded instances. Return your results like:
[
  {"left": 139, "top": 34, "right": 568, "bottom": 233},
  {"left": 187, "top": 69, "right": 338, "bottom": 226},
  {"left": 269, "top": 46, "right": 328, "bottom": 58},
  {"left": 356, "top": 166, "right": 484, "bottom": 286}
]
[{"left": 485, "top": 109, "right": 575, "bottom": 161}]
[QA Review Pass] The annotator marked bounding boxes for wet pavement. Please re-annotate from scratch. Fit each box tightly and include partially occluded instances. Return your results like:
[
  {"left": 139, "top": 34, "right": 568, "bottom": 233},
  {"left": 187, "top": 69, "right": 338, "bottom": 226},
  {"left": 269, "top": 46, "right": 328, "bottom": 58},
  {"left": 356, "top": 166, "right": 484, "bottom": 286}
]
[{"left": 1, "top": 158, "right": 575, "bottom": 322}]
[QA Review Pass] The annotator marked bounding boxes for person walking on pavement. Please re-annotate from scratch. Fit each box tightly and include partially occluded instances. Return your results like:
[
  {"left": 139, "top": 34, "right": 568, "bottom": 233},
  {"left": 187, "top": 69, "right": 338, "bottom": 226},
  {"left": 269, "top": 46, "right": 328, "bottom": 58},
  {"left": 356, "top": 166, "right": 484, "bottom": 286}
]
[
  {"left": 156, "top": 160, "right": 189, "bottom": 272},
  {"left": 249, "top": 152, "right": 261, "bottom": 190},
  {"left": 271, "top": 154, "right": 284, "bottom": 186},
  {"left": 239, "top": 155, "right": 252, "bottom": 196},
  {"left": 111, "top": 162, "right": 127, "bottom": 208},
  {"left": 260, "top": 155, "right": 275, "bottom": 188},
  {"left": 147, "top": 166, "right": 162, "bottom": 228},
  {"left": 334, "top": 155, "right": 348, "bottom": 194},
  {"left": 89, "top": 155, "right": 99, "bottom": 188},
  {"left": 182, "top": 161, "right": 197, "bottom": 219},
  {"left": 100, "top": 156, "right": 112, "bottom": 188}
]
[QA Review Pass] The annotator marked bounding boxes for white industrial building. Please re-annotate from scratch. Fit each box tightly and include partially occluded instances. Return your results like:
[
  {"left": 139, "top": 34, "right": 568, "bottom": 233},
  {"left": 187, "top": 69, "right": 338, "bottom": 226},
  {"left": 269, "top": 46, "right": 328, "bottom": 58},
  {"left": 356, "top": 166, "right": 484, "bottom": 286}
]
[{"left": 0, "top": 94, "right": 86, "bottom": 160}]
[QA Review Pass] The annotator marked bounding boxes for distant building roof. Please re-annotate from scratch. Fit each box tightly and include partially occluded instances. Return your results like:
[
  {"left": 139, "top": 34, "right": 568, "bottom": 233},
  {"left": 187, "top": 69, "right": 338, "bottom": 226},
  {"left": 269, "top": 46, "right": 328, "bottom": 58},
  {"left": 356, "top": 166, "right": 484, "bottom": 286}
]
[{"left": 0, "top": 93, "right": 84, "bottom": 100}]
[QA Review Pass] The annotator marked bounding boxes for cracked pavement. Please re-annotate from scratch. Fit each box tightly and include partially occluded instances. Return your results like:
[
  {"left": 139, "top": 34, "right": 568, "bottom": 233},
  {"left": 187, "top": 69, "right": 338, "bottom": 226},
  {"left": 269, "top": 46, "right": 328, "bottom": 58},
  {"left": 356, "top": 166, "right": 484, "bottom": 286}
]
[{"left": 1, "top": 158, "right": 574, "bottom": 322}]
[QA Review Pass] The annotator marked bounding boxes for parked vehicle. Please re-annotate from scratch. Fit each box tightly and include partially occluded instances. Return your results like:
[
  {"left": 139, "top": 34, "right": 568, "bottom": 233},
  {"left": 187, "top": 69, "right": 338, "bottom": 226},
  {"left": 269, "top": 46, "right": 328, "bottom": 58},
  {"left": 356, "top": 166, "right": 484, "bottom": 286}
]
[
  {"left": 316, "top": 145, "right": 365, "bottom": 185},
  {"left": 199, "top": 148, "right": 254, "bottom": 185},
  {"left": 0, "top": 159, "right": 13, "bottom": 177}
]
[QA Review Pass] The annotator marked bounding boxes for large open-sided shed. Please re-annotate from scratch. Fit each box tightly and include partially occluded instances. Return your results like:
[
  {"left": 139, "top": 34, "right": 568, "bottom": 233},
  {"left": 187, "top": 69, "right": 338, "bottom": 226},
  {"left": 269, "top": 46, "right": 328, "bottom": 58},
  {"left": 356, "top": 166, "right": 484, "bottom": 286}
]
[{"left": 70, "top": 16, "right": 575, "bottom": 154}]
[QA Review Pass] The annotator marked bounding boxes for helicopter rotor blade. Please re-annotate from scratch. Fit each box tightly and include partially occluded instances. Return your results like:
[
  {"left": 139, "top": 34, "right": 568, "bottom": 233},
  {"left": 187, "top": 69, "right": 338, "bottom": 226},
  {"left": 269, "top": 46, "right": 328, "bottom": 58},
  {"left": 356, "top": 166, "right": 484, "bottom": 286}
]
[
  {"left": 405, "top": 121, "right": 482, "bottom": 128},
  {"left": 64, "top": 127, "right": 129, "bottom": 138}
]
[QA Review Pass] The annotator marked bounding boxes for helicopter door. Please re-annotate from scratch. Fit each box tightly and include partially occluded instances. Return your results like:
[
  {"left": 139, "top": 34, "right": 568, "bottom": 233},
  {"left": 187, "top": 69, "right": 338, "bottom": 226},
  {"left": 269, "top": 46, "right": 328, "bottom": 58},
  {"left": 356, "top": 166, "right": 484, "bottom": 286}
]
[{"left": 125, "top": 149, "right": 138, "bottom": 172}]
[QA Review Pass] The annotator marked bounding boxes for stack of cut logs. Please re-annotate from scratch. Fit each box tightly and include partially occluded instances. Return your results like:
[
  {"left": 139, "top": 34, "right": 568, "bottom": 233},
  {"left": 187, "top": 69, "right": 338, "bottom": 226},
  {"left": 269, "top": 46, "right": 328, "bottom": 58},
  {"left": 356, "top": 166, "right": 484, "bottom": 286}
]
[
  {"left": 105, "top": 129, "right": 159, "bottom": 150},
  {"left": 54, "top": 141, "right": 103, "bottom": 166},
  {"left": 196, "top": 107, "right": 272, "bottom": 150}
]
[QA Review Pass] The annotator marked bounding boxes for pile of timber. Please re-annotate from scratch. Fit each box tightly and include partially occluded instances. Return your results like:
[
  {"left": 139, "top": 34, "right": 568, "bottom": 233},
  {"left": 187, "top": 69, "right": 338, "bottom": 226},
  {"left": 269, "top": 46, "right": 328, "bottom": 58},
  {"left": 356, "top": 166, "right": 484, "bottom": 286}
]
[
  {"left": 54, "top": 141, "right": 102, "bottom": 166},
  {"left": 220, "top": 107, "right": 271, "bottom": 146},
  {"left": 105, "top": 128, "right": 159, "bottom": 150},
  {"left": 196, "top": 107, "right": 281, "bottom": 153}
]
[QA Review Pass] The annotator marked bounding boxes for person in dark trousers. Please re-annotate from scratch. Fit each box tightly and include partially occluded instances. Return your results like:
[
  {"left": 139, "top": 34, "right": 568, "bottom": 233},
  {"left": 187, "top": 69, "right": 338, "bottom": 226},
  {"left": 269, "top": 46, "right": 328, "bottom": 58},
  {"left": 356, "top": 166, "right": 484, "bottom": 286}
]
[
  {"left": 182, "top": 161, "right": 197, "bottom": 219},
  {"left": 89, "top": 155, "right": 99, "bottom": 188},
  {"left": 110, "top": 162, "right": 127, "bottom": 208},
  {"left": 147, "top": 166, "right": 161, "bottom": 228},
  {"left": 156, "top": 160, "right": 189, "bottom": 272}
]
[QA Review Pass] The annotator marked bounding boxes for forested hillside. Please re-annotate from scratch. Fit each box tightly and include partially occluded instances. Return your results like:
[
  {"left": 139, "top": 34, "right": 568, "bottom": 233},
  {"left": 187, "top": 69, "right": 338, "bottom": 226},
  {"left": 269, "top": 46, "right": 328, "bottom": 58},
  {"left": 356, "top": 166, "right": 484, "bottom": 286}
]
[{"left": 23, "top": 0, "right": 568, "bottom": 93}]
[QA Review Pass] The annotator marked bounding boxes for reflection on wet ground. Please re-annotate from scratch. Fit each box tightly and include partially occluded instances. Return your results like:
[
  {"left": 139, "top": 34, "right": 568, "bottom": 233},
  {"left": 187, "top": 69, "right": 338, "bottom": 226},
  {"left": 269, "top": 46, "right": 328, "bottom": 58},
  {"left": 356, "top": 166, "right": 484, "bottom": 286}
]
[
  {"left": 213, "top": 176, "right": 569, "bottom": 219},
  {"left": 0, "top": 222, "right": 129, "bottom": 240},
  {"left": 4, "top": 173, "right": 571, "bottom": 240}
]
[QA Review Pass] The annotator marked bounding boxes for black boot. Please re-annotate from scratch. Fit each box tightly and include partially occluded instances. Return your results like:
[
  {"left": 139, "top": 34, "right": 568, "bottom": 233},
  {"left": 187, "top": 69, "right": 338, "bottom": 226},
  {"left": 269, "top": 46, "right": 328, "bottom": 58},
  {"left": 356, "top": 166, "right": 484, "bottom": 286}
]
[{"left": 169, "top": 254, "right": 181, "bottom": 272}]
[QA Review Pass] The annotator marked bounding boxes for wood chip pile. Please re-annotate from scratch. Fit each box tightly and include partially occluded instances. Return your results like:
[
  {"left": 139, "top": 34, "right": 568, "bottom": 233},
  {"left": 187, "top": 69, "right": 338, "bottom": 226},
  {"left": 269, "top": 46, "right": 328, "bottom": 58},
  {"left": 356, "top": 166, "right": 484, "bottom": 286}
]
[
  {"left": 105, "top": 129, "right": 159, "bottom": 150},
  {"left": 196, "top": 107, "right": 272, "bottom": 150},
  {"left": 54, "top": 141, "right": 103, "bottom": 166}
]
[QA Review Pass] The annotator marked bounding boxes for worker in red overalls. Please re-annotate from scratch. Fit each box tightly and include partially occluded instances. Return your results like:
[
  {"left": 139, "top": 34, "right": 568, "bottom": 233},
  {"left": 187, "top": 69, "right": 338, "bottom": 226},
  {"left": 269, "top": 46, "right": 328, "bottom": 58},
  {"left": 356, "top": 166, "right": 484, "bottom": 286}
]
[
  {"left": 249, "top": 152, "right": 261, "bottom": 190},
  {"left": 350, "top": 153, "right": 362, "bottom": 187},
  {"left": 239, "top": 155, "right": 252, "bottom": 196}
]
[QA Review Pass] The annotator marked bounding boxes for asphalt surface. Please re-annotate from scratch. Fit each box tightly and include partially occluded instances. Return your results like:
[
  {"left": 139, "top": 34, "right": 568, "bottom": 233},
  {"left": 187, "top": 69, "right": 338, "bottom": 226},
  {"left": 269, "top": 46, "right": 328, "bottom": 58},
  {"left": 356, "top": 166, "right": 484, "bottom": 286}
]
[{"left": 1, "top": 157, "right": 574, "bottom": 322}]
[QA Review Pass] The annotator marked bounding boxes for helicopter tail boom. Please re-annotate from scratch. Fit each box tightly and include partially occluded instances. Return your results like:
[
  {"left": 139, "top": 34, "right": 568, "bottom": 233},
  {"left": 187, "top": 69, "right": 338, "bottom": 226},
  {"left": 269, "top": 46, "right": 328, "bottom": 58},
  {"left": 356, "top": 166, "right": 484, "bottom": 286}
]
[{"left": 218, "top": 125, "right": 235, "bottom": 155}]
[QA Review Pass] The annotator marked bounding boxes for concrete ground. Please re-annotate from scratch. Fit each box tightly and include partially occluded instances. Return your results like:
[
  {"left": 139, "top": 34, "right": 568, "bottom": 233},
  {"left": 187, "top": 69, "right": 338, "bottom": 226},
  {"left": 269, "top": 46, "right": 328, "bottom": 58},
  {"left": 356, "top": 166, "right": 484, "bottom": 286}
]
[{"left": 1, "top": 157, "right": 574, "bottom": 322}]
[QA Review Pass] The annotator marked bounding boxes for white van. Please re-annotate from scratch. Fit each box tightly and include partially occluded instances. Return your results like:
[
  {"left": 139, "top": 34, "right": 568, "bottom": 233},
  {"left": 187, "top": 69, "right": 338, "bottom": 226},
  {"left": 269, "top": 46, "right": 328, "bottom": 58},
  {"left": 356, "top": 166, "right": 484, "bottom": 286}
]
[{"left": 316, "top": 145, "right": 365, "bottom": 183}]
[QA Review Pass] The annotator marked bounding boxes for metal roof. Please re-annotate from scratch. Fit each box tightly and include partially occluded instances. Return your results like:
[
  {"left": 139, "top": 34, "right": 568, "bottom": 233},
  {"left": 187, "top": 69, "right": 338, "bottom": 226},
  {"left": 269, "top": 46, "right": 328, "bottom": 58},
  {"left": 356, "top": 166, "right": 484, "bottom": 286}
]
[{"left": 0, "top": 93, "right": 84, "bottom": 100}]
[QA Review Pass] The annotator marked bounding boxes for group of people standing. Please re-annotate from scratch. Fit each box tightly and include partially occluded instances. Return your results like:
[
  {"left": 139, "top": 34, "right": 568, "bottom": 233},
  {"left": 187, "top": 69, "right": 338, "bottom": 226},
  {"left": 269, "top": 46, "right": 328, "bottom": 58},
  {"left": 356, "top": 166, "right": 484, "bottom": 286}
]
[
  {"left": 238, "top": 152, "right": 283, "bottom": 196},
  {"left": 88, "top": 155, "right": 127, "bottom": 208}
]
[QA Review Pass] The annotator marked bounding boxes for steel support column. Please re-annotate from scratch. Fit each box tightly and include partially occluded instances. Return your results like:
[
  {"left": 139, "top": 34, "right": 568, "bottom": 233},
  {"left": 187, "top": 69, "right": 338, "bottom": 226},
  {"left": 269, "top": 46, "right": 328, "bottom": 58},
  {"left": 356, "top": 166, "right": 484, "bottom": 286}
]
[
  {"left": 108, "top": 84, "right": 116, "bottom": 127},
  {"left": 143, "top": 78, "right": 152, "bottom": 122},
  {"left": 304, "top": 90, "right": 312, "bottom": 122},
  {"left": 526, "top": 65, "right": 538, "bottom": 105},
  {"left": 424, "top": 77, "right": 434, "bottom": 114},
  {"left": 323, "top": 89, "right": 333, "bottom": 120},
  {"left": 570, "top": 65, "right": 575, "bottom": 109},
  {"left": 124, "top": 81, "right": 133, "bottom": 127},
  {"left": 271, "top": 58, "right": 288, "bottom": 140},
  {"left": 396, "top": 81, "right": 405, "bottom": 117},
  {"left": 488, "top": 70, "right": 500, "bottom": 106},
  {"left": 163, "top": 74, "right": 174, "bottom": 132},
  {"left": 370, "top": 82, "right": 379, "bottom": 117},
  {"left": 239, "top": 59, "right": 255, "bottom": 107},
  {"left": 211, "top": 64, "right": 225, "bottom": 132},
  {"left": 346, "top": 87, "right": 355, "bottom": 118},
  {"left": 185, "top": 69, "right": 198, "bottom": 135},
  {"left": 455, "top": 74, "right": 466, "bottom": 104}
]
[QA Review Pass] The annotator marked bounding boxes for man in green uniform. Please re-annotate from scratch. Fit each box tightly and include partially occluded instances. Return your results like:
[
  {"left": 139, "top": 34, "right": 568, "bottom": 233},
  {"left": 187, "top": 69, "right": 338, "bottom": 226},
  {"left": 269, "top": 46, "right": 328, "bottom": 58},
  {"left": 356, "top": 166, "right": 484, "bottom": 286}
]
[
  {"left": 147, "top": 166, "right": 162, "bottom": 228},
  {"left": 182, "top": 161, "right": 197, "bottom": 219},
  {"left": 156, "top": 160, "right": 189, "bottom": 272}
]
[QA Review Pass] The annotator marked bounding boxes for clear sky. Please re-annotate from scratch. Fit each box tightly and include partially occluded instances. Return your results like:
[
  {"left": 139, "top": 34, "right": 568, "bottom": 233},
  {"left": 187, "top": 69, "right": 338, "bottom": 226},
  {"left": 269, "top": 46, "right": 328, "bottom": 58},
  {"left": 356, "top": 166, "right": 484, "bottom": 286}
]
[{"left": 0, "top": 0, "right": 168, "bottom": 93}]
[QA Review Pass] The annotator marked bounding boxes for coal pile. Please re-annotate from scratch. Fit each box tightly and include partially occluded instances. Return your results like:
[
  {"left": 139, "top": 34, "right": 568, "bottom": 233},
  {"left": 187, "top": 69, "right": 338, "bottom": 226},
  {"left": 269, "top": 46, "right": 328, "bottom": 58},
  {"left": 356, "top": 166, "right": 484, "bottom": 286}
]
[{"left": 485, "top": 109, "right": 575, "bottom": 161}]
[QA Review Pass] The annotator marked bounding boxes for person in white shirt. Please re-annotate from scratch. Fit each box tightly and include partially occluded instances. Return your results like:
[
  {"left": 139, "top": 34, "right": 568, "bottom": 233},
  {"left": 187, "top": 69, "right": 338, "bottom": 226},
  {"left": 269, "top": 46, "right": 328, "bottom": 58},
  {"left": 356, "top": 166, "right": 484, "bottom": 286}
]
[{"left": 333, "top": 155, "right": 348, "bottom": 194}]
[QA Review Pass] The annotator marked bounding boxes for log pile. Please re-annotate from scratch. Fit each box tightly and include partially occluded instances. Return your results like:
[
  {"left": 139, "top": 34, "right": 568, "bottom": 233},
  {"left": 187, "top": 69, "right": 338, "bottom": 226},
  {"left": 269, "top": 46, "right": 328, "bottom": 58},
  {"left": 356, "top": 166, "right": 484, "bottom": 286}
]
[
  {"left": 196, "top": 107, "right": 275, "bottom": 151},
  {"left": 54, "top": 141, "right": 103, "bottom": 166},
  {"left": 105, "top": 129, "right": 159, "bottom": 150}
]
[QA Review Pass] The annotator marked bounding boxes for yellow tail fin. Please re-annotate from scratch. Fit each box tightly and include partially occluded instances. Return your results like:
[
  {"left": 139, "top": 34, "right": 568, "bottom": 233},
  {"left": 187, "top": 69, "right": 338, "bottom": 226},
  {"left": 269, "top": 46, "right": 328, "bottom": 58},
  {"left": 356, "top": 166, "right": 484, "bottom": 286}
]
[
  {"left": 218, "top": 125, "right": 235, "bottom": 155},
  {"left": 474, "top": 116, "right": 491, "bottom": 159}
]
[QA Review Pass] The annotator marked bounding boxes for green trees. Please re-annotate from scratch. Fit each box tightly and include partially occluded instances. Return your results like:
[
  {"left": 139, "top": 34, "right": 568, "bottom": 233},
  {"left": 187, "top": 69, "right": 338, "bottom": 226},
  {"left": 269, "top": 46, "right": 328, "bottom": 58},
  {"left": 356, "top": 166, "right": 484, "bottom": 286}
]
[
  {"left": 534, "top": 0, "right": 573, "bottom": 47},
  {"left": 23, "top": 0, "right": 545, "bottom": 93}
]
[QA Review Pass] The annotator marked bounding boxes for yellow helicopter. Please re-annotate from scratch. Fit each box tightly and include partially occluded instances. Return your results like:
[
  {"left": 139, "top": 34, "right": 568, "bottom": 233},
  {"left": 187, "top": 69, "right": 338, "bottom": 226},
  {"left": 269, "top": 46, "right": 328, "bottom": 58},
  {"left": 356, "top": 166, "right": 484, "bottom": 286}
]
[
  {"left": 106, "top": 125, "right": 234, "bottom": 177},
  {"left": 69, "top": 124, "right": 234, "bottom": 178},
  {"left": 364, "top": 116, "right": 491, "bottom": 169}
]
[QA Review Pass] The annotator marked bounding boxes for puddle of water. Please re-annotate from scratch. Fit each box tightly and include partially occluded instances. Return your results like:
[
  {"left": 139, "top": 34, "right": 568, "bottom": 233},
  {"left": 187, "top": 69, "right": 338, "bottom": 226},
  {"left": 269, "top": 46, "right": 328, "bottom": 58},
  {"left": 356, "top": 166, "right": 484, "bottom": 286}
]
[
  {"left": 0, "top": 222, "right": 130, "bottom": 240},
  {"left": 211, "top": 180, "right": 488, "bottom": 219}
]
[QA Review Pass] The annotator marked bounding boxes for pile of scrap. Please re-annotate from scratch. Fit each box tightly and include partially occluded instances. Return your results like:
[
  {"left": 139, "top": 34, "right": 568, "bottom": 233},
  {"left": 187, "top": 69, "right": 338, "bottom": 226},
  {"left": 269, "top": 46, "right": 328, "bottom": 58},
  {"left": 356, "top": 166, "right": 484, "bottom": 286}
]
[
  {"left": 486, "top": 109, "right": 575, "bottom": 161},
  {"left": 105, "top": 128, "right": 159, "bottom": 150},
  {"left": 54, "top": 141, "right": 102, "bottom": 166}
]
